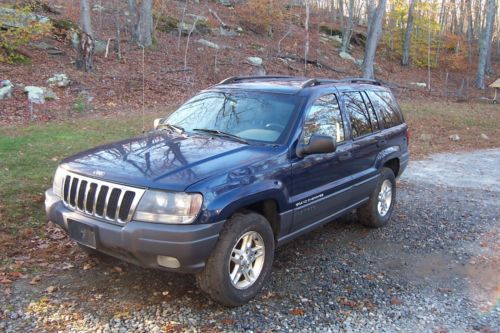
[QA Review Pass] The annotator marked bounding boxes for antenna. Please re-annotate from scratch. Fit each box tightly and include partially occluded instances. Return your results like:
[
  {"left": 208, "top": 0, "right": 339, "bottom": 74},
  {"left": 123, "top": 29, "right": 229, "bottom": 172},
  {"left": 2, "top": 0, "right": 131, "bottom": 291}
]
[{"left": 141, "top": 45, "right": 145, "bottom": 134}]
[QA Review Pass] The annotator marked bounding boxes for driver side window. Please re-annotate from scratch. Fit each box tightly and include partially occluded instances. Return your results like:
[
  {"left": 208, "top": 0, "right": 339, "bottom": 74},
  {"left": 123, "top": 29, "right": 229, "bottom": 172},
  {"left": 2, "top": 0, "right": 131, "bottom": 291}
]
[{"left": 303, "top": 94, "right": 345, "bottom": 144}]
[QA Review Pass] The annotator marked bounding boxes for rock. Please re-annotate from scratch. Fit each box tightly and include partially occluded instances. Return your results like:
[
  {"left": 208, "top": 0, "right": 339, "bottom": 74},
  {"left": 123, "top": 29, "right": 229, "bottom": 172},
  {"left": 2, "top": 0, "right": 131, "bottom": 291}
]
[
  {"left": 449, "top": 134, "right": 460, "bottom": 142},
  {"left": 94, "top": 40, "right": 107, "bottom": 55},
  {"left": 218, "top": 0, "right": 233, "bottom": 6},
  {"left": 92, "top": 4, "right": 105, "bottom": 12},
  {"left": 157, "top": 15, "right": 179, "bottom": 33},
  {"left": 0, "top": 80, "right": 14, "bottom": 100},
  {"left": 480, "top": 133, "right": 489, "bottom": 140},
  {"left": 420, "top": 133, "right": 433, "bottom": 142},
  {"left": 175, "top": 16, "right": 210, "bottom": 36},
  {"left": 43, "top": 88, "right": 58, "bottom": 100},
  {"left": 246, "top": 57, "right": 263, "bottom": 66},
  {"left": 339, "top": 51, "right": 356, "bottom": 62},
  {"left": 47, "top": 73, "right": 70, "bottom": 88},
  {"left": 24, "top": 86, "right": 45, "bottom": 104},
  {"left": 410, "top": 82, "right": 427, "bottom": 88},
  {"left": 196, "top": 39, "right": 220, "bottom": 49},
  {"left": 0, "top": 7, "right": 50, "bottom": 29}
]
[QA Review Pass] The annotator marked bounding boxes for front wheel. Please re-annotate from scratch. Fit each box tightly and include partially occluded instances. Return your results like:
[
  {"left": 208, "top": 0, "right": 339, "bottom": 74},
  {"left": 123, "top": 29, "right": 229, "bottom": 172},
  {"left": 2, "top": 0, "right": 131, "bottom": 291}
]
[
  {"left": 196, "top": 212, "right": 275, "bottom": 306},
  {"left": 357, "top": 167, "right": 396, "bottom": 228}
]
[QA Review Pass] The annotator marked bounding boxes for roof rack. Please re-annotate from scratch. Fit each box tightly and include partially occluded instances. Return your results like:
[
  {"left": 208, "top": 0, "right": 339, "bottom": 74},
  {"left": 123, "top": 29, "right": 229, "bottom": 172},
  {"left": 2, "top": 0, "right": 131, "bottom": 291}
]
[
  {"left": 301, "top": 78, "right": 340, "bottom": 88},
  {"left": 218, "top": 76, "right": 299, "bottom": 85},
  {"left": 338, "top": 78, "right": 381, "bottom": 85}
]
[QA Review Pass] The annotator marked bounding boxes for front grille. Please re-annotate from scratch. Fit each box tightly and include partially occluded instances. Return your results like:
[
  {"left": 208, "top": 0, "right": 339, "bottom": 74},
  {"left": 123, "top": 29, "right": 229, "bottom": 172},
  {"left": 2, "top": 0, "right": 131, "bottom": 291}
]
[{"left": 59, "top": 171, "right": 145, "bottom": 224}]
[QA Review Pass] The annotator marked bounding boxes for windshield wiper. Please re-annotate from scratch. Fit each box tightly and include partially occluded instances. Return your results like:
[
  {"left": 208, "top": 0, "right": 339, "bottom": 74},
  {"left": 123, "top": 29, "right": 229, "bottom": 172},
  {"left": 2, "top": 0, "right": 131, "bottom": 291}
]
[
  {"left": 157, "top": 123, "right": 184, "bottom": 134},
  {"left": 193, "top": 128, "right": 248, "bottom": 144}
]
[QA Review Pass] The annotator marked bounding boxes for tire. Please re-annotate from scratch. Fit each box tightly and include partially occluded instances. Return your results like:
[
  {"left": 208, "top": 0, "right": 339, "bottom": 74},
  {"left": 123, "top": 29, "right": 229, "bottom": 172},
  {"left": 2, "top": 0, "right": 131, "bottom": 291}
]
[
  {"left": 357, "top": 167, "right": 396, "bottom": 228},
  {"left": 196, "top": 212, "right": 275, "bottom": 306}
]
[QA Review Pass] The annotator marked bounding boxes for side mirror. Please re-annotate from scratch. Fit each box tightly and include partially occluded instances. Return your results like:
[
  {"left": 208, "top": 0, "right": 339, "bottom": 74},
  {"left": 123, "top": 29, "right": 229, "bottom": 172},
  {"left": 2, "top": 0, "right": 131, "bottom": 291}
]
[
  {"left": 297, "top": 134, "right": 336, "bottom": 157},
  {"left": 153, "top": 118, "right": 165, "bottom": 130}
]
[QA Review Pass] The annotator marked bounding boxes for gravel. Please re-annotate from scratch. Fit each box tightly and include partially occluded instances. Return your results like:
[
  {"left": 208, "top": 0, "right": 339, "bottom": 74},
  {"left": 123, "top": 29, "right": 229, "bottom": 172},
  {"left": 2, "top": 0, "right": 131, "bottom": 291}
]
[{"left": 1, "top": 149, "right": 499, "bottom": 332}]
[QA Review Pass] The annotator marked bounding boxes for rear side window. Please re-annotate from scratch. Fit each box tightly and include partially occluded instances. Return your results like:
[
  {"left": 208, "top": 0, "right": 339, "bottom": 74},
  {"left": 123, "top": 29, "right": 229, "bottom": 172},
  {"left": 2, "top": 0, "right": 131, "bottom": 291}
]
[
  {"left": 303, "top": 94, "right": 345, "bottom": 144},
  {"left": 342, "top": 92, "right": 372, "bottom": 138},
  {"left": 366, "top": 90, "right": 403, "bottom": 128}
]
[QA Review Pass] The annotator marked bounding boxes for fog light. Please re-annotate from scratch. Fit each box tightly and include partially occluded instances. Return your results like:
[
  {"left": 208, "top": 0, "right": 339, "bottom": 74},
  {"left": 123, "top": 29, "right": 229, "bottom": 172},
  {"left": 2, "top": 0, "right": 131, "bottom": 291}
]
[{"left": 157, "top": 256, "right": 180, "bottom": 269}]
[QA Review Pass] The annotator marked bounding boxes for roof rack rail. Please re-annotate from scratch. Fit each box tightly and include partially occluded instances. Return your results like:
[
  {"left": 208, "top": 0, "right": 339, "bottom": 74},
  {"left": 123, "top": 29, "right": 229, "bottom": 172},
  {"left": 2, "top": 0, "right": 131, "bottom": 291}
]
[
  {"left": 301, "top": 78, "right": 340, "bottom": 88},
  {"left": 218, "top": 76, "right": 298, "bottom": 85},
  {"left": 338, "top": 77, "right": 381, "bottom": 85}
]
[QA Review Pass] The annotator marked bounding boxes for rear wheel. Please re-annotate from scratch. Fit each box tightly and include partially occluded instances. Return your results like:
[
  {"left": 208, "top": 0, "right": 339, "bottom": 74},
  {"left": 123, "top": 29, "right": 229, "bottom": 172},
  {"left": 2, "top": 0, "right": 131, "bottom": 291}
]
[
  {"left": 357, "top": 167, "right": 396, "bottom": 228},
  {"left": 196, "top": 212, "right": 275, "bottom": 306}
]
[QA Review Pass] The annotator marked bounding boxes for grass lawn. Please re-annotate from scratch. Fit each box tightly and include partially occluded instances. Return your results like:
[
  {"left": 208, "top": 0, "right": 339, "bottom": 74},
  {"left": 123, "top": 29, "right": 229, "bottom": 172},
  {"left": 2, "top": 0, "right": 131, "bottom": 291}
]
[
  {"left": 0, "top": 101, "right": 499, "bottom": 234},
  {"left": 0, "top": 115, "right": 156, "bottom": 234}
]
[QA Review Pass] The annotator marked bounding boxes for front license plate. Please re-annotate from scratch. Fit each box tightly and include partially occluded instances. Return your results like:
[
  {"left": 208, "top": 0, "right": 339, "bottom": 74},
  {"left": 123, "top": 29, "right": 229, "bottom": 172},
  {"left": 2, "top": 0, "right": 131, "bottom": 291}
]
[{"left": 68, "top": 220, "right": 97, "bottom": 249}]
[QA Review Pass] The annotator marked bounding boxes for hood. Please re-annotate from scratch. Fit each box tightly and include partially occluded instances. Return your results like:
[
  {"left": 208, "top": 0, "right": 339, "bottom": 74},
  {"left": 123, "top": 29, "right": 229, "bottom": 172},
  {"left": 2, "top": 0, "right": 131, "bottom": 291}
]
[{"left": 61, "top": 131, "right": 275, "bottom": 191}]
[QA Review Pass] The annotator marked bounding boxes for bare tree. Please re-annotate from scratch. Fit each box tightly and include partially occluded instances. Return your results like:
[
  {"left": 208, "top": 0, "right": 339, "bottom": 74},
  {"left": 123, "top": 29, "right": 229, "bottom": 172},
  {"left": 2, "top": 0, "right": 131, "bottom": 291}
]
[
  {"left": 80, "top": 0, "right": 92, "bottom": 37},
  {"left": 401, "top": 0, "right": 416, "bottom": 66},
  {"left": 137, "top": 0, "right": 153, "bottom": 47},
  {"left": 340, "top": 0, "right": 356, "bottom": 54},
  {"left": 466, "top": 0, "right": 474, "bottom": 63},
  {"left": 76, "top": 0, "right": 94, "bottom": 72},
  {"left": 304, "top": 0, "right": 310, "bottom": 75},
  {"left": 476, "top": 0, "right": 497, "bottom": 89},
  {"left": 362, "top": 0, "right": 386, "bottom": 79},
  {"left": 127, "top": 0, "right": 138, "bottom": 40}
]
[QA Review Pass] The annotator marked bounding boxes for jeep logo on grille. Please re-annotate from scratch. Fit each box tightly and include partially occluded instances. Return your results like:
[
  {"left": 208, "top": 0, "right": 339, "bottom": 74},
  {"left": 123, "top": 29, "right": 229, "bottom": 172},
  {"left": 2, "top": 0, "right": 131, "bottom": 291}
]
[{"left": 92, "top": 170, "right": 105, "bottom": 177}]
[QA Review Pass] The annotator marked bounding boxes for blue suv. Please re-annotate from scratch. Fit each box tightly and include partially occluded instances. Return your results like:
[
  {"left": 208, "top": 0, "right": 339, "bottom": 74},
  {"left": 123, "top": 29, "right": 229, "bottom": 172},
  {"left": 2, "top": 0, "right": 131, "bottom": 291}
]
[{"left": 45, "top": 76, "right": 409, "bottom": 306}]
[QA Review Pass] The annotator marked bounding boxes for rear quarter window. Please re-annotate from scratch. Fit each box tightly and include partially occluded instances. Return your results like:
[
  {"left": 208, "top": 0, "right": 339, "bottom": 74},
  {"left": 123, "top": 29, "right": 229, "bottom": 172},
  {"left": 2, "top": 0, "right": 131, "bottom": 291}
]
[{"left": 366, "top": 90, "right": 403, "bottom": 128}]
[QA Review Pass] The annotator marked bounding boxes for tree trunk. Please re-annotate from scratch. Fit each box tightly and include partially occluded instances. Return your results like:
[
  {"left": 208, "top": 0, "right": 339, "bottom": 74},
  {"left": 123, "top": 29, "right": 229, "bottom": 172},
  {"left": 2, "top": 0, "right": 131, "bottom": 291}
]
[
  {"left": 362, "top": 0, "right": 387, "bottom": 79},
  {"left": 304, "top": 1, "right": 310, "bottom": 76},
  {"left": 466, "top": 0, "right": 474, "bottom": 63},
  {"left": 474, "top": 0, "right": 481, "bottom": 38},
  {"left": 476, "top": 0, "right": 496, "bottom": 89},
  {"left": 401, "top": 0, "right": 416, "bottom": 66},
  {"left": 341, "top": 0, "right": 355, "bottom": 53},
  {"left": 76, "top": 0, "right": 93, "bottom": 72},
  {"left": 80, "top": 0, "right": 92, "bottom": 37},
  {"left": 127, "top": 0, "right": 138, "bottom": 41},
  {"left": 136, "top": 0, "right": 153, "bottom": 47}
]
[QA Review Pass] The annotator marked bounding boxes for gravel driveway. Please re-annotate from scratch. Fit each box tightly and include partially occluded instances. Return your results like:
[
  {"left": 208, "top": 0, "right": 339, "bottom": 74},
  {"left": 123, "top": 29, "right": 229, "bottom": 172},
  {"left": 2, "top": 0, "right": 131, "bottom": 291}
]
[{"left": 1, "top": 149, "right": 499, "bottom": 332}]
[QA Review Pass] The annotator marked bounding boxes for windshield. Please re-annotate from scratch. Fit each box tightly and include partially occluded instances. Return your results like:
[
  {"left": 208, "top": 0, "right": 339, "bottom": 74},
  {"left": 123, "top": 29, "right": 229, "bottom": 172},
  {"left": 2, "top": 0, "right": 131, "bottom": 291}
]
[{"left": 167, "top": 91, "right": 301, "bottom": 143}]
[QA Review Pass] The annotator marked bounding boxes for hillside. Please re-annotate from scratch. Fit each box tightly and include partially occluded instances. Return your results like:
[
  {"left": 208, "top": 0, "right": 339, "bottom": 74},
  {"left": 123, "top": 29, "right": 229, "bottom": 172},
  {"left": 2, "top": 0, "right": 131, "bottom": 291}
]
[{"left": 0, "top": 0, "right": 498, "bottom": 126}]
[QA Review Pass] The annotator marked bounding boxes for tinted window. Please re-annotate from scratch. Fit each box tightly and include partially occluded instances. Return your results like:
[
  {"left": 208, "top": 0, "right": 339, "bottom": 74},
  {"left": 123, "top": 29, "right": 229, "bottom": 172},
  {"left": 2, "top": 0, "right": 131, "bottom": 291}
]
[
  {"left": 366, "top": 90, "right": 403, "bottom": 128},
  {"left": 167, "top": 91, "right": 301, "bottom": 143},
  {"left": 303, "top": 94, "right": 344, "bottom": 144},
  {"left": 362, "top": 91, "right": 380, "bottom": 131},
  {"left": 342, "top": 92, "right": 372, "bottom": 138}
]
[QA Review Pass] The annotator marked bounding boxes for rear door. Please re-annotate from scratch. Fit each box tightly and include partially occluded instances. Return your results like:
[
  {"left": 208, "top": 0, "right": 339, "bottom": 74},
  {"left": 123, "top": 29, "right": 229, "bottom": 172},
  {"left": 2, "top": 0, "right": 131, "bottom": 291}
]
[
  {"left": 365, "top": 90, "right": 407, "bottom": 154},
  {"left": 340, "top": 91, "right": 382, "bottom": 197}
]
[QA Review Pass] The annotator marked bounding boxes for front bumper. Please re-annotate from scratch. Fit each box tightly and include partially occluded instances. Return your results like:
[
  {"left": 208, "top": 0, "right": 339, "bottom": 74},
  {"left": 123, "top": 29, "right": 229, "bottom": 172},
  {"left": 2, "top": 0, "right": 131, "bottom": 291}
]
[{"left": 45, "top": 189, "right": 224, "bottom": 273}]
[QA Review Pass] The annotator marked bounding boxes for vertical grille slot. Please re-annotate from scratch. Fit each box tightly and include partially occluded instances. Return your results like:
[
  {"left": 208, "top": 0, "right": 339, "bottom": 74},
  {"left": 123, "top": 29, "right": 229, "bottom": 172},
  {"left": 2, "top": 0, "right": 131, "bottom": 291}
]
[
  {"left": 85, "top": 183, "right": 98, "bottom": 213},
  {"left": 60, "top": 171, "right": 144, "bottom": 225},
  {"left": 63, "top": 175, "right": 71, "bottom": 202},
  {"left": 77, "top": 180, "right": 87, "bottom": 210},
  {"left": 69, "top": 177, "right": 79, "bottom": 206},
  {"left": 106, "top": 188, "right": 122, "bottom": 219},
  {"left": 95, "top": 186, "right": 109, "bottom": 216},
  {"left": 119, "top": 191, "right": 136, "bottom": 222}
]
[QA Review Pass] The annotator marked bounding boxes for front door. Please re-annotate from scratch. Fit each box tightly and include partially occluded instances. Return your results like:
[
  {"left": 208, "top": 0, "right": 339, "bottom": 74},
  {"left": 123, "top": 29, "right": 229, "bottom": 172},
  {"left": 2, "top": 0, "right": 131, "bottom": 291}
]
[{"left": 290, "top": 93, "right": 354, "bottom": 233}]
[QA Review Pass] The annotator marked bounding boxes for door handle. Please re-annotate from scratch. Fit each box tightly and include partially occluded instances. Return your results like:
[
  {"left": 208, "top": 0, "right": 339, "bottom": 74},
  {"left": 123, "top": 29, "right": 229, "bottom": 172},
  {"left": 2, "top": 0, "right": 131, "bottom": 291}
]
[{"left": 338, "top": 152, "right": 352, "bottom": 161}]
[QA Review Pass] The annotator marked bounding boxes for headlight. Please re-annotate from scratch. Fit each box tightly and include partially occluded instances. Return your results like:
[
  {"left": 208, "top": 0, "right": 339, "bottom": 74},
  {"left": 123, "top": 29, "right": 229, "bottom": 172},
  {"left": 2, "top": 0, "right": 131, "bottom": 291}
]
[
  {"left": 52, "top": 167, "right": 66, "bottom": 198},
  {"left": 134, "top": 190, "right": 203, "bottom": 224}
]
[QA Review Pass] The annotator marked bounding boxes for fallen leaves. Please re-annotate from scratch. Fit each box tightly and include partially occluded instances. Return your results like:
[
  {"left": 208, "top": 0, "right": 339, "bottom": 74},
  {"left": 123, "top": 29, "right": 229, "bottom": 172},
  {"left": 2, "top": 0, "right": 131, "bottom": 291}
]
[
  {"left": 46, "top": 285, "right": 57, "bottom": 293},
  {"left": 290, "top": 308, "right": 305, "bottom": 316},
  {"left": 29, "top": 275, "right": 41, "bottom": 285},
  {"left": 390, "top": 297, "right": 403, "bottom": 305}
]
